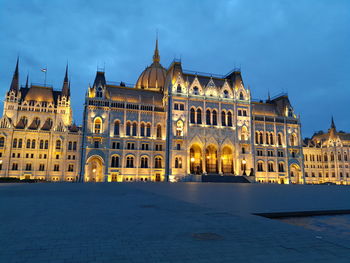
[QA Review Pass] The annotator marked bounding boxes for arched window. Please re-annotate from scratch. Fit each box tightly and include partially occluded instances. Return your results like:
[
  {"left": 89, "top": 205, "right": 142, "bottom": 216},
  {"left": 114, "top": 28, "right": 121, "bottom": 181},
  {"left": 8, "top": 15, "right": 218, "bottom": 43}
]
[
  {"left": 206, "top": 109, "right": 211, "bottom": 125},
  {"left": 18, "top": 139, "right": 22, "bottom": 148},
  {"left": 257, "top": 162, "right": 264, "bottom": 172},
  {"left": 132, "top": 123, "right": 137, "bottom": 136},
  {"left": 177, "top": 85, "right": 181, "bottom": 93},
  {"left": 126, "top": 156, "right": 134, "bottom": 168},
  {"left": 146, "top": 123, "right": 151, "bottom": 137},
  {"left": 96, "top": 87, "right": 103, "bottom": 98},
  {"left": 126, "top": 122, "right": 131, "bottom": 136},
  {"left": 221, "top": 111, "right": 226, "bottom": 126},
  {"left": 290, "top": 133, "right": 297, "bottom": 146},
  {"left": 111, "top": 156, "right": 120, "bottom": 168},
  {"left": 114, "top": 121, "right": 120, "bottom": 136},
  {"left": 13, "top": 138, "right": 17, "bottom": 148},
  {"left": 176, "top": 120, "right": 184, "bottom": 136},
  {"left": 338, "top": 152, "right": 342, "bottom": 161},
  {"left": 278, "top": 134, "right": 282, "bottom": 146},
  {"left": 175, "top": 157, "right": 182, "bottom": 168},
  {"left": 140, "top": 123, "right": 145, "bottom": 137},
  {"left": 212, "top": 110, "right": 217, "bottom": 125},
  {"left": 255, "top": 132, "right": 259, "bottom": 144},
  {"left": 56, "top": 140, "right": 61, "bottom": 150},
  {"left": 156, "top": 125, "right": 162, "bottom": 138},
  {"left": 345, "top": 153, "right": 348, "bottom": 161},
  {"left": 266, "top": 133, "right": 269, "bottom": 145},
  {"left": 193, "top": 86, "right": 199, "bottom": 95},
  {"left": 190, "top": 108, "right": 195, "bottom": 124},
  {"left": 259, "top": 132, "right": 263, "bottom": 144},
  {"left": 44, "top": 140, "right": 49, "bottom": 149},
  {"left": 268, "top": 162, "right": 274, "bottom": 172},
  {"left": 31, "top": 139, "right": 36, "bottom": 149},
  {"left": 141, "top": 157, "right": 148, "bottom": 168},
  {"left": 270, "top": 133, "right": 274, "bottom": 145},
  {"left": 196, "top": 109, "right": 202, "bottom": 124},
  {"left": 94, "top": 118, "right": 102, "bottom": 134},
  {"left": 324, "top": 153, "right": 328, "bottom": 162},
  {"left": 26, "top": 139, "right": 31, "bottom": 149},
  {"left": 0, "top": 137, "right": 5, "bottom": 148},
  {"left": 40, "top": 140, "right": 44, "bottom": 149},
  {"left": 68, "top": 141, "right": 72, "bottom": 150},
  {"left": 239, "top": 92, "right": 244, "bottom": 100},
  {"left": 278, "top": 162, "right": 285, "bottom": 172},
  {"left": 227, "top": 111, "right": 233, "bottom": 126},
  {"left": 155, "top": 157, "right": 162, "bottom": 168}
]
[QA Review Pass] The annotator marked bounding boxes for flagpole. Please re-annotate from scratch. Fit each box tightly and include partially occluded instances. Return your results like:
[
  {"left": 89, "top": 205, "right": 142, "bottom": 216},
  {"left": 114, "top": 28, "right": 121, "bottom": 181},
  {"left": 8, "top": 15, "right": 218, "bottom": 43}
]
[{"left": 44, "top": 66, "right": 47, "bottom": 87}]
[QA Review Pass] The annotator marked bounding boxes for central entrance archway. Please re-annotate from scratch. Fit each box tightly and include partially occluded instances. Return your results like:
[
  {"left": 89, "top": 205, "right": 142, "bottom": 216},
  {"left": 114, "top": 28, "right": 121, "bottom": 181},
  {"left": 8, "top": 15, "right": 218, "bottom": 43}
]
[
  {"left": 221, "top": 146, "right": 234, "bottom": 174},
  {"left": 85, "top": 156, "right": 104, "bottom": 182},
  {"left": 206, "top": 145, "right": 218, "bottom": 174},
  {"left": 290, "top": 164, "right": 301, "bottom": 184},
  {"left": 190, "top": 144, "right": 202, "bottom": 174}
]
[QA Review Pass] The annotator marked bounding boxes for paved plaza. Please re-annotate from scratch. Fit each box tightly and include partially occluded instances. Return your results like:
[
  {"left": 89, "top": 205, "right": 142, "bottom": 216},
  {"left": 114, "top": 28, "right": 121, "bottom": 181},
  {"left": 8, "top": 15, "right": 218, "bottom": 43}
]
[{"left": 1, "top": 183, "right": 350, "bottom": 262}]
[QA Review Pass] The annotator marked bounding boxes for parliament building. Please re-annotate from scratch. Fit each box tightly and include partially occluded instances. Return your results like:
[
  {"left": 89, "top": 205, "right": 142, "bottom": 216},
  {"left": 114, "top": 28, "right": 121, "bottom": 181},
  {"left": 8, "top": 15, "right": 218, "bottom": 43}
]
[{"left": 0, "top": 40, "right": 347, "bottom": 184}]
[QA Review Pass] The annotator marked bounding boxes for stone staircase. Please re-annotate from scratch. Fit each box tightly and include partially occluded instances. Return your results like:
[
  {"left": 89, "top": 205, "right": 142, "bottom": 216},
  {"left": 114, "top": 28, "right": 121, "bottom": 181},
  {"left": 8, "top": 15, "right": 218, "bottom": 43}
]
[{"left": 202, "top": 175, "right": 251, "bottom": 183}]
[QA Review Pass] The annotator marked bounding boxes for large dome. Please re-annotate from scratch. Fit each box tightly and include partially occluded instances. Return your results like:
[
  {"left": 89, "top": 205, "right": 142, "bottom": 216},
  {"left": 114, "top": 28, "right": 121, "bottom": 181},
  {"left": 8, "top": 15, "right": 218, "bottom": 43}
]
[{"left": 135, "top": 39, "right": 166, "bottom": 92}]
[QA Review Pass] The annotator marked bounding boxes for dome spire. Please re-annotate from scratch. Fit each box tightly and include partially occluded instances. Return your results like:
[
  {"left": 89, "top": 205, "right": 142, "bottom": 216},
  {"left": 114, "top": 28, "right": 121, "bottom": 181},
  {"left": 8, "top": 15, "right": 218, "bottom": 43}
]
[{"left": 153, "top": 33, "right": 160, "bottom": 63}]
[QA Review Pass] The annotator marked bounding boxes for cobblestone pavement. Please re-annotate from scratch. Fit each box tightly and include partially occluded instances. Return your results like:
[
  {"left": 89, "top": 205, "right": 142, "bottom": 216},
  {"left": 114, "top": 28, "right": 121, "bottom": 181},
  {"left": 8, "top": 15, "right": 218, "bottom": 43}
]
[{"left": 1, "top": 183, "right": 350, "bottom": 263}]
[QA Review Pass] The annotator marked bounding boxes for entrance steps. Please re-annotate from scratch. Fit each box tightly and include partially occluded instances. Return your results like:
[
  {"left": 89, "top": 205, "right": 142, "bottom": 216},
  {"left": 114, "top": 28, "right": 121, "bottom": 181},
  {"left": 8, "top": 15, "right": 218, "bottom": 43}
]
[{"left": 202, "top": 174, "right": 251, "bottom": 183}]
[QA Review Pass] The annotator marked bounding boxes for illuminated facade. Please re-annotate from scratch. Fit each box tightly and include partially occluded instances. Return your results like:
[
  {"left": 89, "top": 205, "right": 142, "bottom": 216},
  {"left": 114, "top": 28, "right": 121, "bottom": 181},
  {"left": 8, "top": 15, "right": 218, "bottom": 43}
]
[
  {"left": 303, "top": 118, "right": 350, "bottom": 185},
  {"left": 0, "top": 59, "right": 81, "bottom": 181},
  {"left": 80, "top": 40, "right": 304, "bottom": 183}
]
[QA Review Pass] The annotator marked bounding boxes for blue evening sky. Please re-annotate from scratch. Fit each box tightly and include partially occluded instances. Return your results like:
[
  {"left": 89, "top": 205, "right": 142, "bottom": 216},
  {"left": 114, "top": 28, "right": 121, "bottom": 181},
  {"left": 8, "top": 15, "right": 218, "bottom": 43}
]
[{"left": 0, "top": 0, "right": 349, "bottom": 137}]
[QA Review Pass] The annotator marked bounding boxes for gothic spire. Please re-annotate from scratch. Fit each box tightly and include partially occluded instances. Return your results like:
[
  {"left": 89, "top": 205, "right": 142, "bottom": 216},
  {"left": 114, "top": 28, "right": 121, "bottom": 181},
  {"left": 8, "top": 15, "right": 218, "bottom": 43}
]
[
  {"left": 331, "top": 116, "right": 336, "bottom": 130},
  {"left": 153, "top": 35, "right": 160, "bottom": 63},
  {"left": 10, "top": 57, "right": 19, "bottom": 93},
  {"left": 62, "top": 64, "right": 70, "bottom": 97},
  {"left": 25, "top": 74, "right": 29, "bottom": 89}
]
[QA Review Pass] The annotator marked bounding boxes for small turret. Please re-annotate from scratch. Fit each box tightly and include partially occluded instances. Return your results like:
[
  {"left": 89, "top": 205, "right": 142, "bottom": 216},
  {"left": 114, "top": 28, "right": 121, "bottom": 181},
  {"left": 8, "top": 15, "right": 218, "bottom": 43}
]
[{"left": 329, "top": 116, "right": 337, "bottom": 139}]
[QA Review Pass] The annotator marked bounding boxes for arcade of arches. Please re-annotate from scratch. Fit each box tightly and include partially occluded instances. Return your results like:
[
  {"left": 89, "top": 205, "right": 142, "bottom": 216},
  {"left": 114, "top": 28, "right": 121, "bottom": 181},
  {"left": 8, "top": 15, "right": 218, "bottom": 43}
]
[{"left": 190, "top": 144, "right": 236, "bottom": 175}]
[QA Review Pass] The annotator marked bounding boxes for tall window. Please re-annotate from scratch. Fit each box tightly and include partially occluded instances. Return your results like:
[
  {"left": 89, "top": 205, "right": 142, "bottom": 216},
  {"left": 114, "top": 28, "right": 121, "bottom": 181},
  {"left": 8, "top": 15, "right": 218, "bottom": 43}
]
[
  {"left": 227, "top": 111, "right": 232, "bottom": 126},
  {"left": 278, "top": 134, "right": 282, "bottom": 146},
  {"left": 94, "top": 118, "right": 102, "bottom": 134},
  {"left": 265, "top": 133, "right": 269, "bottom": 145},
  {"left": 239, "top": 92, "right": 244, "bottom": 100},
  {"left": 25, "top": 163, "right": 32, "bottom": 171},
  {"left": 190, "top": 108, "right": 195, "bottom": 124},
  {"left": 146, "top": 124, "right": 151, "bottom": 137},
  {"left": 196, "top": 109, "right": 202, "bottom": 124},
  {"left": 40, "top": 140, "right": 44, "bottom": 149},
  {"left": 255, "top": 132, "right": 259, "bottom": 144},
  {"left": 156, "top": 125, "right": 162, "bottom": 139},
  {"left": 140, "top": 123, "right": 145, "bottom": 137},
  {"left": 111, "top": 156, "right": 120, "bottom": 168},
  {"left": 221, "top": 111, "right": 226, "bottom": 126},
  {"left": 268, "top": 162, "right": 274, "bottom": 172},
  {"left": 13, "top": 138, "right": 17, "bottom": 148},
  {"left": 44, "top": 140, "right": 49, "bottom": 149},
  {"left": 126, "top": 122, "right": 131, "bottom": 136},
  {"left": 114, "top": 121, "right": 120, "bottom": 136},
  {"left": 56, "top": 140, "right": 61, "bottom": 150},
  {"left": 73, "top": 142, "right": 77, "bottom": 151},
  {"left": 18, "top": 139, "right": 22, "bottom": 148},
  {"left": 257, "top": 162, "right": 264, "bottom": 172},
  {"left": 290, "top": 133, "right": 297, "bottom": 146},
  {"left": 206, "top": 109, "right": 211, "bottom": 125},
  {"left": 155, "top": 157, "right": 162, "bottom": 168},
  {"left": 26, "top": 139, "right": 31, "bottom": 149},
  {"left": 126, "top": 156, "right": 134, "bottom": 168},
  {"left": 278, "top": 163, "right": 285, "bottom": 172},
  {"left": 212, "top": 110, "right": 217, "bottom": 125},
  {"left": 141, "top": 157, "right": 148, "bottom": 168},
  {"left": 270, "top": 133, "right": 274, "bottom": 145},
  {"left": 175, "top": 157, "right": 182, "bottom": 168},
  {"left": 132, "top": 123, "right": 137, "bottom": 136},
  {"left": 32, "top": 139, "right": 36, "bottom": 149},
  {"left": 96, "top": 87, "right": 103, "bottom": 97}
]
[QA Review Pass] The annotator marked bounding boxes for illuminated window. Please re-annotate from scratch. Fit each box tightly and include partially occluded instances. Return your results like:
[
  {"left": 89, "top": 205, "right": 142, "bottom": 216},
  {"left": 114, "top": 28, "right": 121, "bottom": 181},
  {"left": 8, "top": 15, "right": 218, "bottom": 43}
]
[
  {"left": 156, "top": 125, "right": 162, "bottom": 138},
  {"left": 94, "top": 118, "right": 102, "bottom": 134},
  {"left": 175, "top": 157, "right": 182, "bottom": 168}
]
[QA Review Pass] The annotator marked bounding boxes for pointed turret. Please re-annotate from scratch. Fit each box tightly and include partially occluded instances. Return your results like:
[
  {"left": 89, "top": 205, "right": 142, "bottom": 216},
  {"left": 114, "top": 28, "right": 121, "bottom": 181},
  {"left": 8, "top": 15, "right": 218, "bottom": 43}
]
[
  {"left": 153, "top": 36, "right": 160, "bottom": 63},
  {"left": 62, "top": 64, "right": 70, "bottom": 97},
  {"left": 93, "top": 71, "right": 106, "bottom": 87},
  {"left": 331, "top": 116, "right": 336, "bottom": 130},
  {"left": 10, "top": 57, "right": 19, "bottom": 93},
  {"left": 329, "top": 116, "right": 337, "bottom": 139},
  {"left": 25, "top": 74, "right": 29, "bottom": 89}
]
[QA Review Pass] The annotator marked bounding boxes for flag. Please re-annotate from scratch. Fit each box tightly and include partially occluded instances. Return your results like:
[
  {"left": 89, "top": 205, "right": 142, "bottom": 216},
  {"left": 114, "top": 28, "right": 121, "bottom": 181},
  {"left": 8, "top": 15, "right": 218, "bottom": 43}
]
[{"left": 41, "top": 68, "right": 47, "bottom": 72}]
